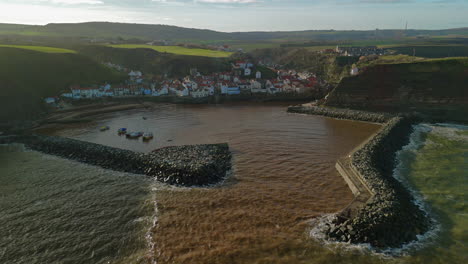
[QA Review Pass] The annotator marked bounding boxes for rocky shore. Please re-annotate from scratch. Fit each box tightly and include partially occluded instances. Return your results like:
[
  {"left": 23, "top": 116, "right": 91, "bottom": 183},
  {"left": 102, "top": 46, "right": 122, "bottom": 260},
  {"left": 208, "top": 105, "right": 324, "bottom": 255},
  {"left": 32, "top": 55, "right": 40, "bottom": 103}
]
[
  {"left": 289, "top": 105, "right": 430, "bottom": 248},
  {"left": 0, "top": 134, "right": 231, "bottom": 187},
  {"left": 327, "top": 117, "right": 430, "bottom": 248},
  {"left": 287, "top": 105, "right": 392, "bottom": 123},
  {"left": 144, "top": 144, "right": 231, "bottom": 186}
]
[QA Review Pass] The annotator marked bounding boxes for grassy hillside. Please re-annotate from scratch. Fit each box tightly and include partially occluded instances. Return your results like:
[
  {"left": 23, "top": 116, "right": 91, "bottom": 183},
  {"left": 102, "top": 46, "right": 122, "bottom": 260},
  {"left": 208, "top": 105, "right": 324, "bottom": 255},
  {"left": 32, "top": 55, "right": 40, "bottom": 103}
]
[
  {"left": 385, "top": 45, "right": 468, "bottom": 58},
  {"left": 1, "top": 22, "right": 468, "bottom": 42},
  {"left": 250, "top": 48, "right": 347, "bottom": 84},
  {"left": 0, "top": 48, "right": 125, "bottom": 122},
  {"left": 107, "top": 44, "right": 232, "bottom": 58},
  {"left": 325, "top": 58, "right": 468, "bottom": 119},
  {"left": 0, "top": 44, "right": 75, "bottom": 53},
  {"left": 78, "top": 46, "right": 231, "bottom": 77}
]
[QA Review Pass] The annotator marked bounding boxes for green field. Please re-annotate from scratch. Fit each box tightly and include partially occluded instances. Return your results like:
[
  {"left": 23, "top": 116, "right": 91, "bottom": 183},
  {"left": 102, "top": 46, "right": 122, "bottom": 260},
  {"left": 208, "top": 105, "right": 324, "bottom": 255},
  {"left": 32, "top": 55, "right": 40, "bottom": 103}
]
[
  {"left": 384, "top": 45, "right": 468, "bottom": 58},
  {"left": 0, "top": 45, "right": 75, "bottom": 53},
  {"left": 107, "top": 44, "right": 232, "bottom": 58}
]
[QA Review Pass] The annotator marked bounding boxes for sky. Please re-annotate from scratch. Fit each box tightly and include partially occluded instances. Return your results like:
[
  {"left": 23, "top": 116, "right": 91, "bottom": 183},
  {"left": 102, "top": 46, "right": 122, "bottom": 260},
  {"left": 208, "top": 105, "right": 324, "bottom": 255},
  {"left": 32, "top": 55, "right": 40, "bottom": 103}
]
[{"left": 0, "top": 0, "right": 467, "bottom": 32}]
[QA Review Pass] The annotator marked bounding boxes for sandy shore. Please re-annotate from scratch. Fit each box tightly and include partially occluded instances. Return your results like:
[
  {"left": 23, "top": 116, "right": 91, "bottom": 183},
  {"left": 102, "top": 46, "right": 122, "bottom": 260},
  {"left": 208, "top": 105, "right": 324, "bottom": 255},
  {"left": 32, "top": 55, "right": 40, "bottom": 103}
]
[{"left": 43, "top": 103, "right": 149, "bottom": 124}]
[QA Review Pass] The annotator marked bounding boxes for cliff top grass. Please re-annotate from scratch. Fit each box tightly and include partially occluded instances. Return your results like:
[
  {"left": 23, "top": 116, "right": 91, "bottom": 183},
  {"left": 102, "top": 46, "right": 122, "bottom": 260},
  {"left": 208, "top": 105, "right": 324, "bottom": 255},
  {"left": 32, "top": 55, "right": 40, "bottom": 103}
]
[
  {"left": 0, "top": 44, "right": 75, "bottom": 53},
  {"left": 326, "top": 57, "right": 468, "bottom": 117},
  {"left": 357, "top": 55, "right": 468, "bottom": 68},
  {"left": 107, "top": 44, "right": 233, "bottom": 58}
]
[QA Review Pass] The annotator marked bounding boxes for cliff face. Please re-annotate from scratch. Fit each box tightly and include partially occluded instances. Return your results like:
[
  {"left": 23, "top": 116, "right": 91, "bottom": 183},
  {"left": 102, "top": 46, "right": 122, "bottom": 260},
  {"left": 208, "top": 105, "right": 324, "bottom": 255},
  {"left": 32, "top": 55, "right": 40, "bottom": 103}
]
[{"left": 325, "top": 58, "right": 468, "bottom": 112}]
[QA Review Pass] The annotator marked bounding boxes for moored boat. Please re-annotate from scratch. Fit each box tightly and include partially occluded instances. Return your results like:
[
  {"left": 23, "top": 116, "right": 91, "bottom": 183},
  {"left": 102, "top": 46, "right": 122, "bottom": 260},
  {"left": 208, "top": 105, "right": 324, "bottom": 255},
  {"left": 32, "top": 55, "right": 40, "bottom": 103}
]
[
  {"left": 100, "top": 126, "right": 110, "bottom": 131},
  {"left": 118, "top": 128, "right": 127, "bottom": 135},
  {"left": 143, "top": 132, "right": 154, "bottom": 141},
  {"left": 126, "top": 132, "right": 143, "bottom": 139}
]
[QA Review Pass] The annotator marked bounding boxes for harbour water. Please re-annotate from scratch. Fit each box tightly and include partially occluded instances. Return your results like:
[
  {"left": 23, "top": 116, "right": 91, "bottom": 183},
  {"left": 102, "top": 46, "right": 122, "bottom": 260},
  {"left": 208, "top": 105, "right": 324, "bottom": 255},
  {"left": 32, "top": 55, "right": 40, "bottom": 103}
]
[
  {"left": 0, "top": 145, "right": 155, "bottom": 264},
  {"left": 2, "top": 104, "right": 466, "bottom": 263}
]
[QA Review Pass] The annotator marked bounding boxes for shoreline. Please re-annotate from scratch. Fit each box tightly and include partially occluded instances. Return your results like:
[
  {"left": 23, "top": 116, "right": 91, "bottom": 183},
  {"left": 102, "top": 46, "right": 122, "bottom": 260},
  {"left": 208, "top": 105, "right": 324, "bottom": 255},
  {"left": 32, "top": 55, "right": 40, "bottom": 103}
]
[
  {"left": 28, "top": 98, "right": 313, "bottom": 130},
  {"left": 43, "top": 103, "right": 149, "bottom": 124},
  {"left": 288, "top": 105, "right": 431, "bottom": 249}
]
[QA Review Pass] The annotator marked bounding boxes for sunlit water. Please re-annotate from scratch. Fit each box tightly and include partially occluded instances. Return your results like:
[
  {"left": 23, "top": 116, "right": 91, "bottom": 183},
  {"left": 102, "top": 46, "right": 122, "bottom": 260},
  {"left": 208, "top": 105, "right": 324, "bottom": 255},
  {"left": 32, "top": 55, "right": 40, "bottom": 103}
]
[
  {"left": 0, "top": 145, "right": 158, "bottom": 264},
  {"left": 4, "top": 104, "right": 465, "bottom": 263},
  {"left": 389, "top": 123, "right": 468, "bottom": 264}
]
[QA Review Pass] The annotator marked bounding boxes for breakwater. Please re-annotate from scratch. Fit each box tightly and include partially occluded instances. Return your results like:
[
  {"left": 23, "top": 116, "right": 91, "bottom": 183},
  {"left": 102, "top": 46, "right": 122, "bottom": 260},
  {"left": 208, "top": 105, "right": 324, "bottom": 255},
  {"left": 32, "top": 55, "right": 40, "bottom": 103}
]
[
  {"left": 0, "top": 134, "right": 231, "bottom": 187},
  {"left": 287, "top": 105, "right": 392, "bottom": 123},
  {"left": 289, "top": 105, "right": 430, "bottom": 248}
]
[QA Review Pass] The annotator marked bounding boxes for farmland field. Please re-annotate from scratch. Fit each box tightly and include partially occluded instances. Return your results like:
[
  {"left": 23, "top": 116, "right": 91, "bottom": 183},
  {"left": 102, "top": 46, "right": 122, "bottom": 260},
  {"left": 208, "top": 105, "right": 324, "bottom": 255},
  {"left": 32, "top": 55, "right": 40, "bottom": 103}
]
[
  {"left": 383, "top": 45, "right": 468, "bottom": 58},
  {"left": 107, "top": 44, "right": 233, "bottom": 58},
  {"left": 0, "top": 45, "right": 75, "bottom": 53}
]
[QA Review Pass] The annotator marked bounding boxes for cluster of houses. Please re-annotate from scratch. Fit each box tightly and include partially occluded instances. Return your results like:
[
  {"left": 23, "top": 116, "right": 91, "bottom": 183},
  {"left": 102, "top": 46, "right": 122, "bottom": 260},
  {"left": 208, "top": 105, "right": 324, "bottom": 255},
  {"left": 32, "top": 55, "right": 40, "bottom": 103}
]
[
  {"left": 47, "top": 61, "right": 319, "bottom": 103},
  {"left": 335, "top": 46, "right": 388, "bottom": 57}
]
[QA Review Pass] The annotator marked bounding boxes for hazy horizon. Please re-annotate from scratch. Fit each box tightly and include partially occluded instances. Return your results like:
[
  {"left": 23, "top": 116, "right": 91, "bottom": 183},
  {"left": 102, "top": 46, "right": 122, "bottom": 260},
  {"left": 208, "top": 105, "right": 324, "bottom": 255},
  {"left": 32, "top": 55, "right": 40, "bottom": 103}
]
[
  {"left": 2, "top": 20, "right": 468, "bottom": 33},
  {"left": 0, "top": 0, "right": 467, "bottom": 32}
]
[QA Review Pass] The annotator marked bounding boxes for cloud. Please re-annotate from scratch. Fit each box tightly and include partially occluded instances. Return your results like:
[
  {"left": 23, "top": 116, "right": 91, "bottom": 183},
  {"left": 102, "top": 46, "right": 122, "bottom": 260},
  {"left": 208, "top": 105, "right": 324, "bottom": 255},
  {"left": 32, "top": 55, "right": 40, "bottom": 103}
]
[
  {"left": 359, "top": 0, "right": 412, "bottom": 3},
  {"left": 151, "top": 0, "right": 260, "bottom": 4},
  {"left": 38, "top": 0, "right": 103, "bottom": 4},
  {"left": 196, "top": 0, "right": 259, "bottom": 3}
]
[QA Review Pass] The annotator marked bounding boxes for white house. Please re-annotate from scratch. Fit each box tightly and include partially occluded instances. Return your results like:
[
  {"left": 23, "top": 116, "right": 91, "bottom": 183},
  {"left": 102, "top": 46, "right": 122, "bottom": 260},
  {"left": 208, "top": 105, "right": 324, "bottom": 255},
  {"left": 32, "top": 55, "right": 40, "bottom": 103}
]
[
  {"left": 183, "top": 80, "right": 198, "bottom": 91},
  {"left": 218, "top": 82, "right": 241, "bottom": 95},
  {"left": 70, "top": 87, "right": 100, "bottom": 99},
  {"left": 152, "top": 86, "right": 169, "bottom": 96},
  {"left": 235, "top": 61, "right": 247, "bottom": 69},
  {"left": 238, "top": 82, "right": 251, "bottom": 91},
  {"left": 219, "top": 82, "right": 240, "bottom": 95},
  {"left": 244, "top": 68, "right": 252, "bottom": 76},
  {"left": 191, "top": 89, "right": 210, "bottom": 98},
  {"left": 250, "top": 80, "right": 266, "bottom": 93},
  {"left": 129, "top": 71, "right": 142, "bottom": 78},
  {"left": 218, "top": 72, "right": 231, "bottom": 81},
  {"left": 101, "top": 84, "right": 111, "bottom": 90},
  {"left": 44, "top": 97, "right": 56, "bottom": 104},
  {"left": 256, "top": 71, "right": 262, "bottom": 79},
  {"left": 114, "top": 86, "right": 130, "bottom": 96},
  {"left": 171, "top": 87, "right": 189, "bottom": 97},
  {"left": 61, "top": 92, "right": 73, "bottom": 98},
  {"left": 350, "top": 66, "right": 359, "bottom": 76},
  {"left": 219, "top": 82, "right": 229, "bottom": 94},
  {"left": 199, "top": 85, "right": 215, "bottom": 95}
]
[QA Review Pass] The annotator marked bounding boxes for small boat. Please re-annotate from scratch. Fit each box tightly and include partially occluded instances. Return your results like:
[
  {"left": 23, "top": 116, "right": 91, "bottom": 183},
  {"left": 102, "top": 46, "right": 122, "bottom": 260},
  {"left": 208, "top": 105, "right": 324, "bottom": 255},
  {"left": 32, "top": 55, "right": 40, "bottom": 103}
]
[
  {"left": 126, "top": 132, "right": 143, "bottom": 139},
  {"left": 142, "top": 117, "right": 147, "bottom": 120},
  {"left": 118, "top": 128, "right": 127, "bottom": 135},
  {"left": 100, "top": 126, "right": 110, "bottom": 131},
  {"left": 143, "top": 132, "right": 154, "bottom": 141}
]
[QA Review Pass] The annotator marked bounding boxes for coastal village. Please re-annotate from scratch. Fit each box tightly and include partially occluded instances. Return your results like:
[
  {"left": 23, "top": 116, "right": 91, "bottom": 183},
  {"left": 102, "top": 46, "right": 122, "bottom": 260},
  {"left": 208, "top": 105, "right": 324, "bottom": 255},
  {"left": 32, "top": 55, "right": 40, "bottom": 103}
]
[
  {"left": 46, "top": 61, "right": 322, "bottom": 103},
  {"left": 42, "top": 45, "right": 393, "bottom": 104}
]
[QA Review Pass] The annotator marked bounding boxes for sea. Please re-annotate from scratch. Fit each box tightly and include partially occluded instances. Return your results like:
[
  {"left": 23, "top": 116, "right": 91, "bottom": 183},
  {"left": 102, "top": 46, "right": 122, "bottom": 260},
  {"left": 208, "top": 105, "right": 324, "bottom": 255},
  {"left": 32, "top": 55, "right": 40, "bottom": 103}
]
[{"left": 0, "top": 103, "right": 465, "bottom": 264}]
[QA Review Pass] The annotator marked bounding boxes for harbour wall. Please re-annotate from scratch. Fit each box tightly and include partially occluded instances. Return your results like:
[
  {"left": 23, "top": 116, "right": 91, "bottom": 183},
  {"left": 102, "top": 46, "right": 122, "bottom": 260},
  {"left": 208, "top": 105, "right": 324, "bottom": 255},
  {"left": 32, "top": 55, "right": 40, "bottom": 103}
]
[
  {"left": 287, "top": 105, "right": 393, "bottom": 123},
  {"left": 288, "top": 105, "right": 430, "bottom": 248},
  {"left": 0, "top": 134, "right": 231, "bottom": 187}
]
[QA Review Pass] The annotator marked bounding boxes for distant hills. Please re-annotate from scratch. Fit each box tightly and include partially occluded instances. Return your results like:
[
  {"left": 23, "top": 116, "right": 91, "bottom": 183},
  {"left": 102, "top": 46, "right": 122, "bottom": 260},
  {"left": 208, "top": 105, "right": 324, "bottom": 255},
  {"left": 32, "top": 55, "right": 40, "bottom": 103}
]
[{"left": 1, "top": 22, "right": 468, "bottom": 42}]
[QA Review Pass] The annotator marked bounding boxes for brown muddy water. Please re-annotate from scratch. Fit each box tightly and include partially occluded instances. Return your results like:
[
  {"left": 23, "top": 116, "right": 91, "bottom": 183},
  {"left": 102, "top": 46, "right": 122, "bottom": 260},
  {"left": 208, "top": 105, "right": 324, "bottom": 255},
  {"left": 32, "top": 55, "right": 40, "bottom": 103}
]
[{"left": 34, "top": 103, "right": 383, "bottom": 264}]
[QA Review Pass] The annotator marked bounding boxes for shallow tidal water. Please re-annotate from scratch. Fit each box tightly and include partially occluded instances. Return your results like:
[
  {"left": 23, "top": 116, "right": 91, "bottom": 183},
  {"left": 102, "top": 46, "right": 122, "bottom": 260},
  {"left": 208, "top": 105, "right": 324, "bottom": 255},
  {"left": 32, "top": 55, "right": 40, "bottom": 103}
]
[{"left": 2, "top": 104, "right": 466, "bottom": 263}]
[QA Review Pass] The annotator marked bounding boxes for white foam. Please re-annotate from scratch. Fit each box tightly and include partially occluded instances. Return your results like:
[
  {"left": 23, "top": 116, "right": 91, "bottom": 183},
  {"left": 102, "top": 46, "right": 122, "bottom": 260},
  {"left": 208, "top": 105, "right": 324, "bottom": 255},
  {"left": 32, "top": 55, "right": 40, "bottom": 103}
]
[{"left": 308, "top": 123, "right": 449, "bottom": 258}]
